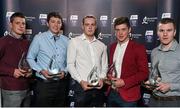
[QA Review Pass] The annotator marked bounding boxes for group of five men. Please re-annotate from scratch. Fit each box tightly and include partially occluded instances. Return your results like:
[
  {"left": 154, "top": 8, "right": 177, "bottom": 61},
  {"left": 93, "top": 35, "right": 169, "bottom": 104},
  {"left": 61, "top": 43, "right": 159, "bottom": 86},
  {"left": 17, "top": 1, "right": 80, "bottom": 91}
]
[{"left": 0, "top": 12, "right": 180, "bottom": 107}]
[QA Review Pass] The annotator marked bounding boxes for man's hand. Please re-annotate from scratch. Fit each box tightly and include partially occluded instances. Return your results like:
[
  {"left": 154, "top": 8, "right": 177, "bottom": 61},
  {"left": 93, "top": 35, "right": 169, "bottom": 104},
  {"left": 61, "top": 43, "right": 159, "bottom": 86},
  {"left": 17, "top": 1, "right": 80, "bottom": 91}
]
[
  {"left": 56, "top": 71, "right": 65, "bottom": 79},
  {"left": 13, "top": 69, "right": 25, "bottom": 78},
  {"left": 40, "top": 70, "right": 53, "bottom": 79},
  {"left": 111, "top": 78, "right": 125, "bottom": 88},
  {"left": 95, "top": 79, "right": 104, "bottom": 89},
  {"left": 80, "top": 80, "right": 93, "bottom": 91},
  {"left": 156, "top": 82, "right": 171, "bottom": 93},
  {"left": 19, "top": 68, "right": 32, "bottom": 78},
  {"left": 24, "top": 72, "right": 32, "bottom": 77}
]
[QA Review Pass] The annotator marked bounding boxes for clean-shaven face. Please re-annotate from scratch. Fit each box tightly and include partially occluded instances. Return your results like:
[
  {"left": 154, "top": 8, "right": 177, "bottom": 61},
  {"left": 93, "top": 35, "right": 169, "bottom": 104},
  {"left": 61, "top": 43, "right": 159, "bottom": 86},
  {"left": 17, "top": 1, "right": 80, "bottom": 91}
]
[
  {"left": 82, "top": 18, "right": 97, "bottom": 37},
  {"left": 10, "top": 17, "right": 26, "bottom": 36},
  {"left": 157, "top": 23, "right": 176, "bottom": 46},
  {"left": 47, "top": 17, "right": 62, "bottom": 35},
  {"left": 115, "top": 24, "right": 131, "bottom": 44}
]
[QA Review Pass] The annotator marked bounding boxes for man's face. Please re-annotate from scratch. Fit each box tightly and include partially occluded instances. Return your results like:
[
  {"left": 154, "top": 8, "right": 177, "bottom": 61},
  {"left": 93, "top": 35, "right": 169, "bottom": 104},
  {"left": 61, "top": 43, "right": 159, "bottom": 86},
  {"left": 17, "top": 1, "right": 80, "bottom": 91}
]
[
  {"left": 157, "top": 23, "right": 176, "bottom": 46},
  {"left": 82, "top": 18, "right": 97, "bottom": 37},
  {"left": 10, "top": 17, "right": 26, "bottom": 36},
  {"left": 47, "top": 17, "right": 62, "bottom": 35},
  {"left": 114, "top": 24, "right": 131, "bottom": 43}
]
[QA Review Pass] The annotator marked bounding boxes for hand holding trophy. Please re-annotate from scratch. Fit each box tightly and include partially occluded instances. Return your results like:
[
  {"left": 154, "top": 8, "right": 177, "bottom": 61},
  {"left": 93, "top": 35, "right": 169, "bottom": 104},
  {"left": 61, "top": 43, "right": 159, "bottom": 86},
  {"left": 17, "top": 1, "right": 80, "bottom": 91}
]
[
  {"left": 87, "top": 66, "right": 100, "bottom": 87},
  {"left": 142, "top": 61, "right": 161, "bottom": 90},
  {"left": 18, "top": 52, "right": 32, "bottom": 77},
  {"left": 103, "top": 62, "right": 117, "bottom": 88},
  {"left": 48, "top": 55, "right": 62, "bottom": 79}
]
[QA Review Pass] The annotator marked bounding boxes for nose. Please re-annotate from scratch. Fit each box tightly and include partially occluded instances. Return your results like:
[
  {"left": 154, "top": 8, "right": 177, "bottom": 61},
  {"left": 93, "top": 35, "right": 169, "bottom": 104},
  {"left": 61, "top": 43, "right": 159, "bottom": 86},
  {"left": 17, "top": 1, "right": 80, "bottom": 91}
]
[
  {"left": 163, "top": 31, "right": 167, "bottom": 36},
  {"left": 20, "top": 23, "right": 25, "bottom": 28}
]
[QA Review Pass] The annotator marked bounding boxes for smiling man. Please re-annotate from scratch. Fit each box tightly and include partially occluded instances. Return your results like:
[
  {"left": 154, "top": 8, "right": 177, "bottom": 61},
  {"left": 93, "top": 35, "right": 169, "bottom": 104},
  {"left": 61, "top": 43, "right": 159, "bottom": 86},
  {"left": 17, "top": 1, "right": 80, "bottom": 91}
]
[
  {"left": 107, "top": 17, "right": 149, "bottom": 107},
  {"left": 27, "top": 12, "right": 69, "bottom": 107}
]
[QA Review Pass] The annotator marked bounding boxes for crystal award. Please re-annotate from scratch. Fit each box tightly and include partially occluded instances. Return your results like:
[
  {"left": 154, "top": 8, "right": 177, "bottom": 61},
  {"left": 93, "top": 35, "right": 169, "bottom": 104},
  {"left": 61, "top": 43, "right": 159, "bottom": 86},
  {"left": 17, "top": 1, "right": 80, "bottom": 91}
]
[
  {"left": 48, "top": 55, "right": 61, "bottom": 77},
  {"left": 87, "top": 66, "right": 100, "bottom": 87},
  {"left": 18, "top": 52, "right": 32, "bottom": 73}
]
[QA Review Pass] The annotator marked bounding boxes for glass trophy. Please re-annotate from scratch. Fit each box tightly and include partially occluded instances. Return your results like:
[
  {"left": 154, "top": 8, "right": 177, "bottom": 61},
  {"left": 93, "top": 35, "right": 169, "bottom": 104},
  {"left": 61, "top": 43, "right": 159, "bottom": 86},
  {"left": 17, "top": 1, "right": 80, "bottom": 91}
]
[
  {"left": 87, "top": 66, "right": 100, "bottom": 87},
  {"left": 48, "top": 55, "right": 61, "bottom": 78},
  {"left": 18, "top": 52, "right": 32, "bottom": 73},
  {"left": 142, "top": 61, "right": 161, "bottom": 90},
  {"left": 103, "top": 62, "right": 117, "bottom": 87}
]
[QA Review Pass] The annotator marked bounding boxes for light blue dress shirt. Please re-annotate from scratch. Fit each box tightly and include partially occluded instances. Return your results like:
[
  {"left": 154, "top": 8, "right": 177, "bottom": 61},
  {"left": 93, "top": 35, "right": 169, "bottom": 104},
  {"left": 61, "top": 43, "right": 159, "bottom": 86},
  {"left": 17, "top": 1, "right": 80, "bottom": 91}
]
[{"left": 27, "top": 30, "right": 69, "bottom": 79}]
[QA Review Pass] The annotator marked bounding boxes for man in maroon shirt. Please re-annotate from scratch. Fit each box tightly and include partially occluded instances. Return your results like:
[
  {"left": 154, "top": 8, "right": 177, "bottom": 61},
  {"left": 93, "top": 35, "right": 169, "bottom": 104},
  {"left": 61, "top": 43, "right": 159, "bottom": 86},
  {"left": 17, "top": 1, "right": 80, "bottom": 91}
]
[{"left": 0, "top": 12, "right": 31, "bottom": 107}]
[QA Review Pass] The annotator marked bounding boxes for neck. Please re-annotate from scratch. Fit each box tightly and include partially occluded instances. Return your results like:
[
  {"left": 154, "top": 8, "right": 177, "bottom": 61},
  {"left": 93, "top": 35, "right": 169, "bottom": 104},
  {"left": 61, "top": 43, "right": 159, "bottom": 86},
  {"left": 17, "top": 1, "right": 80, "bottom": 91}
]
[
  {"left": 162, "top": 41, "right": 173, "bottom": 51},
  {"left": 118, "top": 38, "right": 129, "bottom": 45},
  {"left": 85, "top": 35, "right": 94, "bottom": 42},
  {"left": 10, "top": 31, "right": 22, "bottom": 39}
]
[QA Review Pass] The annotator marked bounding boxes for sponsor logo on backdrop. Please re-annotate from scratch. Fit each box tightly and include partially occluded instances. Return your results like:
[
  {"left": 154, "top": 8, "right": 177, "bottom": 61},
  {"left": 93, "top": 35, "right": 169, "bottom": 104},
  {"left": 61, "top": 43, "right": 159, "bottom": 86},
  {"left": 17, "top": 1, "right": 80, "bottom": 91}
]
[
  {"left": 39, "top": 14, "right": 47, "bottom": 25},
  {"left": 25, "top": 29, "right": 33, "bottom": 40},
  {"left": 162, "top": 13, "right": 171, "bottom": 18},
  {"left": 112, "top": 17, "right": 117, "bottom": 24},
  {"left": 130, "top": 15, "right": 138, "bottom": 27},
  {"left": 100, "top": 15, "right": 108, "bottom": 27},
  {"left": 68, "top": 32, "right": 81, "bottom": 39},
  {"left": 4, "top": 31, "right": 10, "bottom": 36},
  {"left": 145, "top": 30, "right": 153, "bottom": 43},
  {"left": 6, "top": 11, "right": 15, "bottom": 22},
  {"left": 142, "top": 16, "right": 157, "bottom": 24},
  {"left": 70, "top": 15, "right": 78, "bottom": 27},
  {"left": 26, "top": 16, "right": 36, "bottom": 21},
  {"left": 131, "top": 33, "right": 143, "bottom": 39}
]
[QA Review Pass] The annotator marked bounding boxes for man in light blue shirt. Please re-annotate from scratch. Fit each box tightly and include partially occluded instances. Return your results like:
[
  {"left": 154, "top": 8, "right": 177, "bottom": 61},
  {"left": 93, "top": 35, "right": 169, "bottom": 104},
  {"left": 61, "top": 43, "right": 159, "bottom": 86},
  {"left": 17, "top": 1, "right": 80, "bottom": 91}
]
[{"left": 27, "top": 12, "right": 69, "bottom": 107}]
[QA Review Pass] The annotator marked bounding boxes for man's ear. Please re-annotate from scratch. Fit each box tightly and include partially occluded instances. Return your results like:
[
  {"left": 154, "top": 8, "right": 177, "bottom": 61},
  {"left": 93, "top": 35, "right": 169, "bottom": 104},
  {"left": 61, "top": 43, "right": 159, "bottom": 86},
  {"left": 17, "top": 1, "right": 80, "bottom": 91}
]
[
  {"left": 9, "top": 22, "right": 12, "bottom": 29},
  {"left": 81, "top": 23, "right": 84, "bottom": 31},
  {"left": 128, "top": 27, "right": 132, "bottom": 33},
  {"left": 46, "top": 22, "right": 49, "bottom": 27},
  {"left": 173, "top": 29, "right": 176, "bottom": 37}
]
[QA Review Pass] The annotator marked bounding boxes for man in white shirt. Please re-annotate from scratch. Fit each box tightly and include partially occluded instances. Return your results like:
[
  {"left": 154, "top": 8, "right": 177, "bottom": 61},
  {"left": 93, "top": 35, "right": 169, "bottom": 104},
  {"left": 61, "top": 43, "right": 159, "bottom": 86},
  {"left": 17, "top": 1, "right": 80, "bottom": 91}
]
[{"left": 67, "top": 15, "right": 108, "bottom": 107}]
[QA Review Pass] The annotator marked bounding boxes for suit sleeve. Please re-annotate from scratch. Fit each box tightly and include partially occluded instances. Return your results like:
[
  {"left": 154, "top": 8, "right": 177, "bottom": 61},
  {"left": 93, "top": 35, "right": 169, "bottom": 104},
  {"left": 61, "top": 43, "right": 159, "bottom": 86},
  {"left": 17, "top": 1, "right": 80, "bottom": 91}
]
[{"left": 122, "top": 45, "right": 149, "bottom": 89}]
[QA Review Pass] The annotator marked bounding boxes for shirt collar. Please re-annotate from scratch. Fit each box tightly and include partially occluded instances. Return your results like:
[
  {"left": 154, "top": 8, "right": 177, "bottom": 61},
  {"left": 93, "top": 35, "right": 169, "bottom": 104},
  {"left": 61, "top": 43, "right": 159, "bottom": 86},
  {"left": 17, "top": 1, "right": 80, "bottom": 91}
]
[
  {"left": 48, "top": 30, "right": 61, "bottom": 40},
  {"left": 81, "top": 33, "right": 97, "bottom": 43},
  {"left": 9, "top": 31, "right": 23, "bottom": 39},
  {"left": 158, "top": 39, "right": 178, "bottom": 51},
  {"left": 117, "top": 39, "right": 129, "bottom": 47}
]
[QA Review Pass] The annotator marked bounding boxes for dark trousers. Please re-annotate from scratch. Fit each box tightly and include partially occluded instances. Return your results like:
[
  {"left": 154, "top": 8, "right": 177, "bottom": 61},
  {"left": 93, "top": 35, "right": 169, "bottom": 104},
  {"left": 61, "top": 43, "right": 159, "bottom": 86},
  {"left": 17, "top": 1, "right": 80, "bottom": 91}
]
[
  {"left": 107, "top": 89, "right": 137, "bottom": 107},
  {"left": 33, "top": 78, "right": 68, "bottom": 107},
  {"left": 72, "top": 80, "right": 105, "bottom": 107},
  {"left": 149, "top": 96, "right": 180, "bottom": 107}
]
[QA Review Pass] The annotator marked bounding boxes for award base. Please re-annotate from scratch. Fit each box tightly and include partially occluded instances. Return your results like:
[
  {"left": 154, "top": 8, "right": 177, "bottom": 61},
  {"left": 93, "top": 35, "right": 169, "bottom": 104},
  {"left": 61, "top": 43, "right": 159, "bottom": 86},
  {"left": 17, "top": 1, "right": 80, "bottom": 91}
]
[
  {"left": 103, "top": 78, "right": 113, "bottom": 85},
  {"left": 141, "top": 82, "right": 158, "bottom": 90},
  {"left": 87, "top": 84, "right": 100, "bottom": 87},
  {"left": 88, "top": 80, "right": 100, "bottom": 87}
]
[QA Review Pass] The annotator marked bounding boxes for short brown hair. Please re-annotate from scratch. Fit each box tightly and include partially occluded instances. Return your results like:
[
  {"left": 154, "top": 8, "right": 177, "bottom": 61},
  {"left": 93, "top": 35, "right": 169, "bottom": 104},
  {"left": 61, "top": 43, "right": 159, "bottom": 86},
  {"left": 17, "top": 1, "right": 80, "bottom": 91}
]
[
  {"left": 10, "top": 12, "right": 25, "bottom": 23},
  {"left": 82, "top": 15, "right": 97, "bottom": 25},
  {"left": 158, "top": 18, "right": 176, "bottom": 29},
  {"left": 114, "top": 17, "right": 130, "bottom": 28},
  {"left": 47, "top": 12, "right": 62, "bottom": 23}
]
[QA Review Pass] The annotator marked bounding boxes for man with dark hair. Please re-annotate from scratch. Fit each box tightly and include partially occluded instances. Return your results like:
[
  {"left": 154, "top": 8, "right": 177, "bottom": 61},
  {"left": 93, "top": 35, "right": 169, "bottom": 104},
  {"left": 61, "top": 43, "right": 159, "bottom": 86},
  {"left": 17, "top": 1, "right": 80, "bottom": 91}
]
[
  {"left": 106, "top": 17, "right": 149, "bottom": 107},
  {"left": 27, "top": 12, "right": 69, "bottom": 106},
  {"left": 0, "top": 12, "right": 31, "bottom": 107},
  {"left": 67, "top": 15, "right": 108, "bottom": 107},
  {"left": 145, "top": 18, "right": 180, "bottom": 107}
]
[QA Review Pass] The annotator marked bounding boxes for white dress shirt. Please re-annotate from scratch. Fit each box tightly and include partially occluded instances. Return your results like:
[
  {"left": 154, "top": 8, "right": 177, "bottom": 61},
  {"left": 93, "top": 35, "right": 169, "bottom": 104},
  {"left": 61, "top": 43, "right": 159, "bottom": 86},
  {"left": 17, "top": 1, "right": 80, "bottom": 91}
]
[
  {"left": 113, "top": 40, "right": 129, "bottom": 78},
  {"left": 67, "top": 34, "right": 108, "bottom": 83}
]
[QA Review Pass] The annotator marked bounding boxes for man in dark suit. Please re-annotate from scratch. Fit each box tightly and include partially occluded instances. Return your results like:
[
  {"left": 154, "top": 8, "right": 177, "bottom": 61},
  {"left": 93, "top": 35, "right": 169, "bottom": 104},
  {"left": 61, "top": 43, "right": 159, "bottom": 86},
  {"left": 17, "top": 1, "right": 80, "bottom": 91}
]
[{"left": 106, "top": 17, "right": 149, "bottom": 107}]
